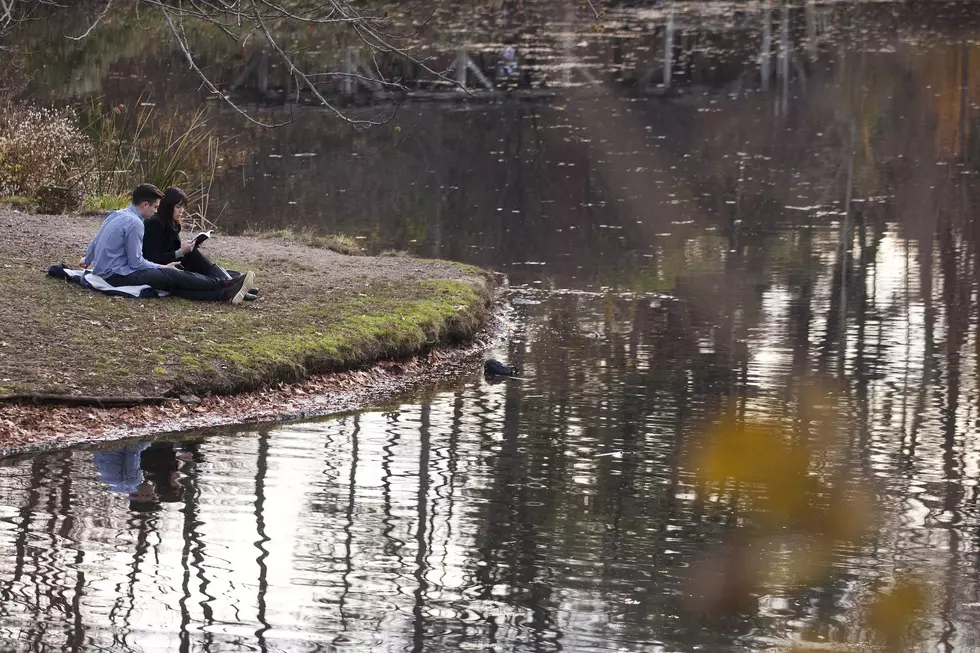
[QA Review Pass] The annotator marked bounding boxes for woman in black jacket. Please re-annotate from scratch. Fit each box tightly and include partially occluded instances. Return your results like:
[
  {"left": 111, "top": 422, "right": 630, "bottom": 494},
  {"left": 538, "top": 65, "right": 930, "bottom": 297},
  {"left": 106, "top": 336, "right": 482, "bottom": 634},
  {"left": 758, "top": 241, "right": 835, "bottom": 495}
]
[{"left": 143, "top": 188, "right": 257, "bottom": 299}]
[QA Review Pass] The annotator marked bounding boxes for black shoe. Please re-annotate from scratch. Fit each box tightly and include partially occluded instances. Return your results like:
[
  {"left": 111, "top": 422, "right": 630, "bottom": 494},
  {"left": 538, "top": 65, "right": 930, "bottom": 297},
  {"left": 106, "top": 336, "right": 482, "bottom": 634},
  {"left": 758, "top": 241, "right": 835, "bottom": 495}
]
[
  {"left": 229, "top": 271, "right": 256, "bottom": 305},
  {"left": 248, "top": 288, "right": 259, "bottom": 296},
  {"left": 243, "top": 292, "right": 258, "bottom": 302}
]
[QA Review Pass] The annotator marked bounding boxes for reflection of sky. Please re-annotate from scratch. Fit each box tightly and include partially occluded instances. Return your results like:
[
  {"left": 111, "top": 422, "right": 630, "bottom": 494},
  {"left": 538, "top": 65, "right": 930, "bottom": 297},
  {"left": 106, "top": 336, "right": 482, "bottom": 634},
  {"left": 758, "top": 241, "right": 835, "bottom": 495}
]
[{"left": 747, "top": 283, "right": 793, "bottom": 391}]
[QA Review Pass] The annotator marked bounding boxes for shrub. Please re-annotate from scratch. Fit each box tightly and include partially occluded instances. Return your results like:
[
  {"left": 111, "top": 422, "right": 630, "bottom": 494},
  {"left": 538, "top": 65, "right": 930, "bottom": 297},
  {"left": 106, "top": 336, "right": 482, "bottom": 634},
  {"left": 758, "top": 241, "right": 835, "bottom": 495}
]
[
  {"left": 0, "top": 195, "right": 38, "bottom": 212},
  {"left": 80, "top": 192, "right": 130, "bottom": 215},
  {"left": 83, "top": 98, "right": 220, "bottom": 221},
  {"left": 0, "top": 105, "right": 94, "bottom": 202}
]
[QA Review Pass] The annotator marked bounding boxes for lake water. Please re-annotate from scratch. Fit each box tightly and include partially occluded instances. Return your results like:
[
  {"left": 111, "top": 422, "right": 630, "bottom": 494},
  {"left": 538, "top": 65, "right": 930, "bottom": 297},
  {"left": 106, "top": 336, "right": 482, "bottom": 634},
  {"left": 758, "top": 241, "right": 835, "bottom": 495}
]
[{"left": 4, "top": 1, "right": 980, "bottom": 650}]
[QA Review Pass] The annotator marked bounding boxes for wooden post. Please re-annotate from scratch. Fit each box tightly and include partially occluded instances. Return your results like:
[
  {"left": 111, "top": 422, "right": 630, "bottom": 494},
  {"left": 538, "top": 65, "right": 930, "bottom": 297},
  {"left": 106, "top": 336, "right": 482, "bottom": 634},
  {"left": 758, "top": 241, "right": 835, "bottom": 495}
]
[
  {"left": 779, "top": 3, "right": 790, "bottom": 112},
  {"left": 805, "top": 0, "right": 817, "bottom": 59},
  {"left": 455, "top": 47, "right": 468, "bottom": 87},
  {"left": 342, "top": 48, "right": 354, "bottom": 97},
  {"left": 257, "top": 48, "right": 269, "bottom": 95}
]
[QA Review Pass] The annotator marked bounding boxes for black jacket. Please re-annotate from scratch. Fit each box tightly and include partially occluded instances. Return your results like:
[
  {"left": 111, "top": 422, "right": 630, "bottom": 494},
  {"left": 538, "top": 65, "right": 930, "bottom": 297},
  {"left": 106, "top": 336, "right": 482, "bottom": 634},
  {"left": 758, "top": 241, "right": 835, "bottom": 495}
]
[{"left": 142, "top": 214, "right": 182, "bottom": 265}]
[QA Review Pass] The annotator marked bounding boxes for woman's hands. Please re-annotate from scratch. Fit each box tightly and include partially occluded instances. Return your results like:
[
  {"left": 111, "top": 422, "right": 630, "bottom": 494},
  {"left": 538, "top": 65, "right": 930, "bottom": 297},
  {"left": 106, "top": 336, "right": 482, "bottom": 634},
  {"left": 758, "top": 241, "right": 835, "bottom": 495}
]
[{"left": 179, "top": 240, "right": 196, "bottom": 257}]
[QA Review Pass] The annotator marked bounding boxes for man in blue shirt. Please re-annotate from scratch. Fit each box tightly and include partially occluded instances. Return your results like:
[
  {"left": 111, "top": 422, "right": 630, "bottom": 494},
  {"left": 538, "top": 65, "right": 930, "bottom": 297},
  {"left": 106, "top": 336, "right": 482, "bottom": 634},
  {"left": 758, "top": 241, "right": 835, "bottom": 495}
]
[{"left": 83, "top": 184, "right": 255, "bottom": 303}]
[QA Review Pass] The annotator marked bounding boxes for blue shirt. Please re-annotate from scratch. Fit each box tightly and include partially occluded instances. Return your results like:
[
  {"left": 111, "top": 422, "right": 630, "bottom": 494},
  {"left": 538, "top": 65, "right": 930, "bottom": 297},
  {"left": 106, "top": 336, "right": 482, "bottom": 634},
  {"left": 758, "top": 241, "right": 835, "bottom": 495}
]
[
  {"left": 94, "top": 443, "right": 150, "bottom": 495},
  {"left": 84, "top": 205, "right": 160, "bottom": 277}
]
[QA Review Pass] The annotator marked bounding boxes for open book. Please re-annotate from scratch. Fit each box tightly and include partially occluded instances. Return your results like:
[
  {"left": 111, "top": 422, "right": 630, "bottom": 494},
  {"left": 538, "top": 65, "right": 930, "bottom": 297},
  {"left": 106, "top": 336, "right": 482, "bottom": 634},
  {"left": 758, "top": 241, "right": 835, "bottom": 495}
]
[{"left": 188, "top": 230, "right": 213, "bottom": 250}]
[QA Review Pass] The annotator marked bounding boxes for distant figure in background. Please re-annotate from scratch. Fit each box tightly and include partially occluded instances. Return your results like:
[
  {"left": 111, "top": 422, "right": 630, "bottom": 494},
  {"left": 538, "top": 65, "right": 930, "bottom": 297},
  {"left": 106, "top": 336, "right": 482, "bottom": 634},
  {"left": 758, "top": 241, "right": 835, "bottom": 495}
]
[
  {"left": 142, "top": 187, "right": 258, "bottom": 301},
  {"left": 499, "top": 44, "right": 519, "bottom": 77}
]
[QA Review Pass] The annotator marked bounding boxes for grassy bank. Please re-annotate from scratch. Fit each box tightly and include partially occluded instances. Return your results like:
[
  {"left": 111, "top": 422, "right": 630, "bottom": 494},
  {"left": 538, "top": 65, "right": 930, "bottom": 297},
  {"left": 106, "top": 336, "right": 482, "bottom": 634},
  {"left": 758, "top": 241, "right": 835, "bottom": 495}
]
[{"left": 0, "top": 212, "right": 493, "bottom": 400}]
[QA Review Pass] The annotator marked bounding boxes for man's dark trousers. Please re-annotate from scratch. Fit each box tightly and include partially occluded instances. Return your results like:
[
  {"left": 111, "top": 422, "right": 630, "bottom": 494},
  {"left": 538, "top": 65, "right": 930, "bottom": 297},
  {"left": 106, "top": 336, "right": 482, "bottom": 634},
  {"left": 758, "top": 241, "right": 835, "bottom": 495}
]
[{"left": 106, "top": 267, "right": 232, "bottom": 301}]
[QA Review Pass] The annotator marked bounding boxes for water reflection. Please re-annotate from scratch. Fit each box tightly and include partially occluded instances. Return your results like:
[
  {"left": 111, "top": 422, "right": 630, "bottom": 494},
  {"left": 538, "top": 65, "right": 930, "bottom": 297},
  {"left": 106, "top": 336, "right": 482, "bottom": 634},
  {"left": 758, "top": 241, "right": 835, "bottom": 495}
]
[{"left": 1, "top": 209, "right": 980, "bottom": 649}]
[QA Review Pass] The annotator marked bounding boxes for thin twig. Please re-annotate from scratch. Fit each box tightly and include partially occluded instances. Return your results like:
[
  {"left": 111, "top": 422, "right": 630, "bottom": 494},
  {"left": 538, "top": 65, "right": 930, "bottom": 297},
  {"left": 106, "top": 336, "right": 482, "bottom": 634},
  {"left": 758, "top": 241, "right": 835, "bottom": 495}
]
[
  {"left": 160, "top": 3, "right": 292, "bottom": 128},
  {"left": 65, "top": 0, "right": 114, "bottom": 40}
]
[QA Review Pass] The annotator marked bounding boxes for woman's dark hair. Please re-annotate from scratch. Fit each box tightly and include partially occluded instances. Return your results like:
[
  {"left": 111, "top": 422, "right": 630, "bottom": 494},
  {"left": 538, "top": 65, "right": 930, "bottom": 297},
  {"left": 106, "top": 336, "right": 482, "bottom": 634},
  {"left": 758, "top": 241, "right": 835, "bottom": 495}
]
[{"left": 158, "top": 187, "right": 189, "bottom": 229}]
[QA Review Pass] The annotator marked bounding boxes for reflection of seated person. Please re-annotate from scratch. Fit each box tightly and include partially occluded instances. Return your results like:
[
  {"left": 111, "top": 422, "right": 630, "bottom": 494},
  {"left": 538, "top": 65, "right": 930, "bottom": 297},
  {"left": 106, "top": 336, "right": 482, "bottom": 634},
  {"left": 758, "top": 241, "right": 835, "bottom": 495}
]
[
  {"left": 94, "top": 442, "right": 150, "bottom": 494},
  {"left": 94, "top": 443, "right": 159, "bottom": 511},
  {"left": 128, "top": 481, "right": 160, "bottom": 513},
  {"left": 140, "top": 442, "right": 187, "bottom": 504},
  {"left": 499, "top": 45, "right": 518, "bottom": 77}
]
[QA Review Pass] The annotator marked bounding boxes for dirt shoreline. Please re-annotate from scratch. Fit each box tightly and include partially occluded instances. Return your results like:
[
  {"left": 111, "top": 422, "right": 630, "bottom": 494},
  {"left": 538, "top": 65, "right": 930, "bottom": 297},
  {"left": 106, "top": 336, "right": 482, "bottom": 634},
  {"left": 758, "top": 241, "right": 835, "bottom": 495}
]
[
  {"left": 0, "top": 316, "right": 502, "bottom": 460},
  {"left": 0, "top": 209, "right": 500, "bottom": 456}
]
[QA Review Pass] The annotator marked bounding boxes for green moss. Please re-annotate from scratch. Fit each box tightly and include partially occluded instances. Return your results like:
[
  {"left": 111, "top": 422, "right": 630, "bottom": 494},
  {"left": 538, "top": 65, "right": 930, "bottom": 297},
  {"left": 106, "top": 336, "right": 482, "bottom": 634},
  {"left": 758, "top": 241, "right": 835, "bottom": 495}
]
[{"left": 187, "top": 279, "right": 483, "bottom": 392}]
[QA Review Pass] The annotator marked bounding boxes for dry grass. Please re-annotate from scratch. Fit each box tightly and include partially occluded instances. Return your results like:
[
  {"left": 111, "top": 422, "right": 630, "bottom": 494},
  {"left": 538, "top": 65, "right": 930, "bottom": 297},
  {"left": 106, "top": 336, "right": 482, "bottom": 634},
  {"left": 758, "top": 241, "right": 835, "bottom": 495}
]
[{"left": 244, "top": 227, "right": 365, "bottom": 255}]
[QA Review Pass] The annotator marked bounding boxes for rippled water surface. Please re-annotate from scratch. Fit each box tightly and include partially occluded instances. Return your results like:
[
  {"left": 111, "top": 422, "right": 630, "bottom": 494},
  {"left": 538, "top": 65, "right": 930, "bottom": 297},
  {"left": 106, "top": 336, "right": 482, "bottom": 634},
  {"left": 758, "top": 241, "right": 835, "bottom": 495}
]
[{"left": 6, "top": 0, "right": 980, "bottom": 651}]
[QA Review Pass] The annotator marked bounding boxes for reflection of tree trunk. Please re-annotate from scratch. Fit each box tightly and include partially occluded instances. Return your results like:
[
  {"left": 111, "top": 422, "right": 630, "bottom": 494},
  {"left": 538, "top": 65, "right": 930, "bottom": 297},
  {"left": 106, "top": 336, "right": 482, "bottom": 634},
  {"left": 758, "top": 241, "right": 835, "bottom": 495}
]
[
  {"left": 36, "top": 458, "right": 77, "bottom": 638},
  {"left": 852, "top": 208, "right": 879, "bottom": 471},
  {"left": 664, "top": 6, "right": 674, "bottom": 88},
  {"left": 779, "top": 4, "right": 789, "bottom": 115},
  {"left": 905, "top": 235, "right": 935, "bottom": 477},
  {"left": 338, "top": 415, "right": 360, "bottom": 636},
  {"left": 443, "top": 392, "right": 464, "bottom": 551},
  {"left": 939, "top": 523, "right": 959, "bottom": 653},
  {"left": 411, "top": 405, "right": 431, "bottom": 653},
  {"left": 381, "top": 413, "right": 402, "bottom": 559},
  {"left": 822, "top": 122, "right": 856, "bottom": 379},
  {"left": 959, "top": 42, "right": 969, "bottom": 159},
  {"left": 806, "top": 0, "right": 817, "bottom": 59},
  {"left": 839, "top": 124, "right": 854, "bottom": 381},
  {"left": 10, "top": 459, "right": 44, "bottom": 591},
  {"left": 114, "top": 513, "right": 153, "bottom": 645},
  {"left": 938, "top": 220, "right": 962, "bottom": 651},
  {"left": 761, "top": 0, "right": 772, "bottom": 92},
  {"left": 179, "top": 445, "right": 213, "bottom": 653},
  {"left": 253, "top": 428, "right": 272, "bottom": 652},
  {"left": 63, "top": 456, "right": 86, "bottom": 653},
  {"left": 790, "top": 232, "right": 813, "bottom": 382},
  {"left": 28, "top": 459, "right": 63, "bottom": 649},
  {"left": 0, "top": 458, "right": 45, "bottom": 639}
]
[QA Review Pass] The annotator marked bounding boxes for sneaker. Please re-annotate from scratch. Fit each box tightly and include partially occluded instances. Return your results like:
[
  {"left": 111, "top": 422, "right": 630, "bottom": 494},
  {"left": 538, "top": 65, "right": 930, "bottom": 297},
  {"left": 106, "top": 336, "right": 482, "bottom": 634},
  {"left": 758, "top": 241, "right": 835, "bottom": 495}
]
[{"left": 229, "top": 271, "right": 256, "bottom": 305}]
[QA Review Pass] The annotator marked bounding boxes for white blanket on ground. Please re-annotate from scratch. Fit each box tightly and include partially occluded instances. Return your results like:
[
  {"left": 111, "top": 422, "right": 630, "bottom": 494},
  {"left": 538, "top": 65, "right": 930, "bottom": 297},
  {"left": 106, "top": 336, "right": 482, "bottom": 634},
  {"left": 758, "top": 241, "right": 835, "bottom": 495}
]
[{"left": 48, "top": 265, "right": 169, "bottom": 299}]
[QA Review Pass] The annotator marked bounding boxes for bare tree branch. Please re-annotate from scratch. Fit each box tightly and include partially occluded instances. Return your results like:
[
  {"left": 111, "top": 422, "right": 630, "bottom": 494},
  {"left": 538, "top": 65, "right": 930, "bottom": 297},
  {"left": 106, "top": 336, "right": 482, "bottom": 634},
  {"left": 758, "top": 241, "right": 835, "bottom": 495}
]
[
  {"left": 65, "top": 0, "right": 114, "bottom": 41},
  {"left": 250, "top": 0, "right": 395, "bottom": 127},
  {"left": 160, "top": 2, "right": 292, "bottom": 128},
  {"left": 585, "top": 0, "right": 601, "bottom": 20},
  {"left": 2, "top": 0, "right": 478, "bottom": 126}
]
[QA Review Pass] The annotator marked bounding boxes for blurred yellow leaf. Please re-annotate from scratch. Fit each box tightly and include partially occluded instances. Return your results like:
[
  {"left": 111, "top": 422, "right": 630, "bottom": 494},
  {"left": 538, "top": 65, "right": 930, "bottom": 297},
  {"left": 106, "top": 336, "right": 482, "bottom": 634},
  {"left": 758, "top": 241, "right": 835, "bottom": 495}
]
[{"left": 867, "top": 578, "right": 928, "bottom": 650}]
